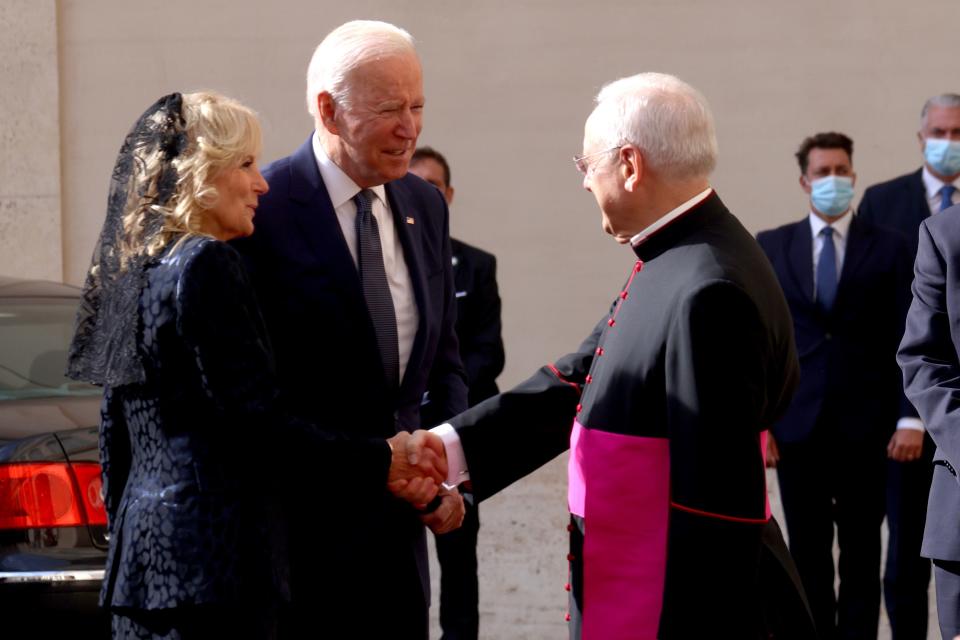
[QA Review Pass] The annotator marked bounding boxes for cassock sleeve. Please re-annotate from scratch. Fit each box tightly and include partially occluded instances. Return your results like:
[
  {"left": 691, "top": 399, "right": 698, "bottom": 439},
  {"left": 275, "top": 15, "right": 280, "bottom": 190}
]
[
  {"left": 450, "top": 318, "right": 604, "bottom": 501},
  {"left": 659, "top": 279, "right": 769, "bottom": 637},
  {"left": 899, "top": 220, "right": 960, "bottom": 470}
]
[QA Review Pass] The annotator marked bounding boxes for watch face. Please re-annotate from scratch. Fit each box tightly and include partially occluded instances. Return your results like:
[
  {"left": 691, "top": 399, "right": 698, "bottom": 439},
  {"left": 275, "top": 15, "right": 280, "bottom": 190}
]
[{"left": 451, "top": 256, "right": 459, "bottom": 267}]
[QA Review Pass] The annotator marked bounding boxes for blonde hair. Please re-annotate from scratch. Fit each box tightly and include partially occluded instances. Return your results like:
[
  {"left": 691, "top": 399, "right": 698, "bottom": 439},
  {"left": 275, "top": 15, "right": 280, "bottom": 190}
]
[{"left": 120, "top": 91, "right": 262, "bottom": 262}]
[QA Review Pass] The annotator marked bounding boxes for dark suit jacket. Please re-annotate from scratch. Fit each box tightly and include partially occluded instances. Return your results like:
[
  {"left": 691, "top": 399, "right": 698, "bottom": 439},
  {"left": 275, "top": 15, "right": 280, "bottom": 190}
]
[
  {"left": 447, "top": 193, "right": 807, "bottom": 638},
  {"left": 233, "top": 137, "right": 468, "bottom": 632},
  {"left": 100, "top": 237, "right": 384, "bottom": 612},
  {"left": 898, "top": 204, "right": 960, "bottom": 561},
  {"left": 859, "top": 169, "right": 929, "bottom": 258},
  {"left": 757, "top": 215, "right": 915, "bottom": 444}
]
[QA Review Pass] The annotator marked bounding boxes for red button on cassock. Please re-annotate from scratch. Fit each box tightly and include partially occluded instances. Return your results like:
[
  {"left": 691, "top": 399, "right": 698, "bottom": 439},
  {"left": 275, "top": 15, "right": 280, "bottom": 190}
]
[
  {"left": 576, "top": 403, "right": 582, "bottom": 413},
  {"left": 607, "top": 318, "right": 616, "bottom": 327},
  {"left": 596, "top": 347, "right": 604, "bottom": 356},
  {"left": 567, "top": 553, "right": 575, "bottom": 562},
  {"left": 620, "top": 291, "right": 628, "bottom": 299},
  {"left": 585, "top": 375, "right": 592, "bottom": 384},
  {"left": 565, "top": 613, "right": 572, "bottom": 622},
  {"left": 564, "top": 583, "right": 571, "bottom": 592}
]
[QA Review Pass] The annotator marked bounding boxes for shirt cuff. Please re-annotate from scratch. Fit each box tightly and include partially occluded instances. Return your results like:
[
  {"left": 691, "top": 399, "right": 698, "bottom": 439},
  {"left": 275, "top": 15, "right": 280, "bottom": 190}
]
[
  {"left": 896, "top": 417, "right": 924, "bottom": 431},
  {"left": 431, "top": 423, "right": 470, "bottom": 488}
]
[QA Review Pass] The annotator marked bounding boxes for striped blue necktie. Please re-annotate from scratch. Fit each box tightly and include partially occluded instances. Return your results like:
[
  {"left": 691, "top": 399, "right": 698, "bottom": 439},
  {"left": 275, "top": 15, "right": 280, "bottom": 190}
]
[{"left": 354, "top": 190, "right": 400, "bottom": 390}]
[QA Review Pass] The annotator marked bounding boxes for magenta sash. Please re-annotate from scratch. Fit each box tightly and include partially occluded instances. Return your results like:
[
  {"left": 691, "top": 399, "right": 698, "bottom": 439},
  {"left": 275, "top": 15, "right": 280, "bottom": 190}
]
[
  {"left": 568, "top": 424, "right": 773, "bottom": 638},
  {"left": 568, "top": 420, "right": 670, "bottom": 639}
]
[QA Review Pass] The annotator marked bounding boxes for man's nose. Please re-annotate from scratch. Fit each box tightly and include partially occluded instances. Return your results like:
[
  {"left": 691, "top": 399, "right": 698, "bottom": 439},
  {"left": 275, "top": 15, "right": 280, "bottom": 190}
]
[{"left": 397, "top": 109, "right": 419, "bottom": 138}]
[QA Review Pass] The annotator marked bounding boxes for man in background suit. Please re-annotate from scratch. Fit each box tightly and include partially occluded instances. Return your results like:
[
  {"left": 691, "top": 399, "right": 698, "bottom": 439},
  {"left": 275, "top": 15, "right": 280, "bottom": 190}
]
[
  {"left": 859, "top": 93, "right": 960, "bottom": 640},
  {"left": 758, "top": 132, "right": 914, "bottom": 639},
  {"left": 234, "top": 20, "right": 468, "bottom": 638},
  {"left": 898, "top": 202, "right": 960, "bottom": 639},
  {"left": 410, "top": 146, "right": 505, "bottom": 640}
]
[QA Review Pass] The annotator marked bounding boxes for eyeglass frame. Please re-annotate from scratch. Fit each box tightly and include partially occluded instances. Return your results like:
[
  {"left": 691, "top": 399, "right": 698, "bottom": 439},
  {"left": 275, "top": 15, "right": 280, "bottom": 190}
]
[{"left": 573, "top": 145, "right": 623, "bottom": 175}]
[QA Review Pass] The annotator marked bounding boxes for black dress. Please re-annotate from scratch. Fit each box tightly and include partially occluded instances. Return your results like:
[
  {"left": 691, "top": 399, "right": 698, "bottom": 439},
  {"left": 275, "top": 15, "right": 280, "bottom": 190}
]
[{"left": 101, "top": 236, "right": 384, "bottom": 639}]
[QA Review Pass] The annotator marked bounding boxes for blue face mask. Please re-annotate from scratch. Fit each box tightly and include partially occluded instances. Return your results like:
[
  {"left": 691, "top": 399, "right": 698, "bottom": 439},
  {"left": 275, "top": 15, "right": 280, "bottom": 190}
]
[
  {"left": 809, "top": 176, "right": 854, "bottom": 217},
  {"left": 924, "top": 138, "right": 960, "bottom": 177}
]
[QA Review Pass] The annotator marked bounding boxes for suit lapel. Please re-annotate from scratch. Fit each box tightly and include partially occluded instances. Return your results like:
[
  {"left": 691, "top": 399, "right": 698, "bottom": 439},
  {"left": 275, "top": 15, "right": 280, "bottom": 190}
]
[
  {"left": 286, "top": 138, "right": 363, "bottom": 296},
  {"left": 786, "top": 221, "right": 815, "bottom": 305},
  {"left": 385, "top": 179, "right": 428, "bottom": 392}
]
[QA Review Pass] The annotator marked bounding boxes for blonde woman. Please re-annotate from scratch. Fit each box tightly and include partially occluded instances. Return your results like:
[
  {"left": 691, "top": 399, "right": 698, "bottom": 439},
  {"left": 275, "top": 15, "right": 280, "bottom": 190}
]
[{"left": 67, "top": 92, "right": 446, "bottom": 639}]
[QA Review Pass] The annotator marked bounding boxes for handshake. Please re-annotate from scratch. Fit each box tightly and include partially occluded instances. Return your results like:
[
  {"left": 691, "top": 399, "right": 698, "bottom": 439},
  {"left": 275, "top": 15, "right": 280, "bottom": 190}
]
[{"left": 386, "top": 430, "right": 464, "bottom": 534}]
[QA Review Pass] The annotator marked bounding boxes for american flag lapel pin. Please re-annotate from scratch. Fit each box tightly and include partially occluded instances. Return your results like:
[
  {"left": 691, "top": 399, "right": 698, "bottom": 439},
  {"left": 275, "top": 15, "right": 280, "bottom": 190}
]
[{"left": 406, "top": 216, "right": 415, "bottom": 225}]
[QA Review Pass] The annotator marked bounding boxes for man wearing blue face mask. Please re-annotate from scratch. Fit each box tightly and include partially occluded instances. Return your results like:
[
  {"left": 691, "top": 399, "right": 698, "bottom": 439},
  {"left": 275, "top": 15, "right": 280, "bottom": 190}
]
[
  {"left": 758, "top": 132, "right": 915, "bottom": 640},
  {"left": 859, "top": 93, "right": 960, "bottom": 640}
]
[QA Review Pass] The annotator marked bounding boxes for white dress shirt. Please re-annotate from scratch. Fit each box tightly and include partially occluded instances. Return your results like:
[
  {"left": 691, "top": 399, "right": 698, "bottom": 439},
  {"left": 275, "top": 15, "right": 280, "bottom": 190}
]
[
  {"left": 922, "top": 166, "right": 960, "bottom": 213},
  {"left": 312, "top": 133, "right": 419, "bottom": 382}
]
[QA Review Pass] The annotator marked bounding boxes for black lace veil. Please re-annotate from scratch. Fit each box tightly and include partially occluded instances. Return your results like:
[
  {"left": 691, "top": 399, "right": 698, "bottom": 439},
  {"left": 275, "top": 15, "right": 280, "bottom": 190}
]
[{"left": 66, "top": 93, "right": 187, "bottom": 386}]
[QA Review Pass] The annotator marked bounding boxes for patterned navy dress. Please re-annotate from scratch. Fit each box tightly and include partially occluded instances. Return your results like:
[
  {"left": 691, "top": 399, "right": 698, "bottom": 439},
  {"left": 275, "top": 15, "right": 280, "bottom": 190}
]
[{"left": 99, "top": 236, "right": 293, "bottom": 639}]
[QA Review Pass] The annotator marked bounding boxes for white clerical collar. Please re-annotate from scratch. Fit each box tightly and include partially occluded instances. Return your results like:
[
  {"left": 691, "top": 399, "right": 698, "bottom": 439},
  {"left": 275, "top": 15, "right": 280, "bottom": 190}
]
[
  {"left": 630, "top": 187, "right": 713, "bottom": 247},
  {"left": 808, "top": 207, "right": 853, "bottom": 242},
  {"left": 312, "top": 131, "right": 387, "bottom": 208}
]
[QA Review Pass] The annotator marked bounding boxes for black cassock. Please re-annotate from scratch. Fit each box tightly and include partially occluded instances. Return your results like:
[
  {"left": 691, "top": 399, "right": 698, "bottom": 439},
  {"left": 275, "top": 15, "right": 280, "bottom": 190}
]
[{"left": 450, "top": 191, "right": 813, "bottom": 638}]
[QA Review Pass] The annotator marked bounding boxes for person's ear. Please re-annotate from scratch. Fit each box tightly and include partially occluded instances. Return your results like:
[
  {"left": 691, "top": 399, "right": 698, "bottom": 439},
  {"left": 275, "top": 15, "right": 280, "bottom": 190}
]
[
  {"left": 445, "top": 186, "right": 455, "bottom": 206},
  {"left": 621, "top": 146, "right": 643, "bottom": 192},
  {"left": 318, "top": 92, "right": 339, "bottom": 135}
]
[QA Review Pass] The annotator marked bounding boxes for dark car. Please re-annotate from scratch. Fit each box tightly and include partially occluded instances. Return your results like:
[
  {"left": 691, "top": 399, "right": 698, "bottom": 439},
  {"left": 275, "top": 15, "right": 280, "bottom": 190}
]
[{"left": 0, "top": 276, "right": 109, "bottom": 635}]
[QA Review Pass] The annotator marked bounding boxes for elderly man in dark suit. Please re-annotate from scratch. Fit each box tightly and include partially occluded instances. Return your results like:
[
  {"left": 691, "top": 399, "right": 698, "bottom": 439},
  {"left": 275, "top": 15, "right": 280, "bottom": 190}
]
[
  {"left": 408, "top": 72, "right": 812, "bottom": 639},
  {"left": 758, "top": 132, "right": 914, "bottom": 639},
  {"left": 410, "top": 146, "right": 505, "bottom": 640},
  {"left": 859, "top": 93, "right": 960, "bottom": 640},
  {"left": 898, "top": 202, "right": 960, "bottom": 639},
  {"left": 234, "top": 20, "right": 468, "bottom": 639}
]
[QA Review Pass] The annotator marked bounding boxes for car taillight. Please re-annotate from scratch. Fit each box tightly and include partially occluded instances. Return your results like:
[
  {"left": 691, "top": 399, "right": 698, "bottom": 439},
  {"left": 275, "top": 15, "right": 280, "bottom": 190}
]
[{"left": 0, "top": 462, "right": 107, "bottom": 529}]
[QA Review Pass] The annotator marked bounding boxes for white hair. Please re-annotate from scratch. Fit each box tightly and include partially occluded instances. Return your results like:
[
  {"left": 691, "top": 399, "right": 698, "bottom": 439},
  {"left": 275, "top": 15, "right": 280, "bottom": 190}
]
[
  {"left": 305, "top": 20, "right": 416, "bottom": 121},
  {"left": 920, "top": 93, "right": 960, "bottom": 129},
  {"left": 590, "top": 72, "right": 717, "bottom": 181}
]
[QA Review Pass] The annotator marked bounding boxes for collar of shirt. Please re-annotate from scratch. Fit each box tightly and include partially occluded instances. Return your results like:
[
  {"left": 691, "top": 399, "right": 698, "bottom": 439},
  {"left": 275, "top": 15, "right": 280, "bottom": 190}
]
[
  {"left": 808, "top": 208, "right": 852, "bottom": 244},
  {"left": 311, "top": 131, "right": 387, "bottom": 209},
  {"left": 629, "top": 187, "right": 713, "bottom": 248}
]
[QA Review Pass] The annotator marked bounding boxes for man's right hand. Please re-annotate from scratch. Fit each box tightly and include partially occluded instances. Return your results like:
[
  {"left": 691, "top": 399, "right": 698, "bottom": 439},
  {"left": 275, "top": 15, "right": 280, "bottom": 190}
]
[{"left": 386, "top": 430, "right": 448, "bottom": 507}]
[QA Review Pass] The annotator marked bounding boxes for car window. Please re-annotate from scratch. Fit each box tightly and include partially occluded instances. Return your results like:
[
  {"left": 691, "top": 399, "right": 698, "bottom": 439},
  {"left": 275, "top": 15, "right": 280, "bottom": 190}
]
[{"left": 0, "top": 299, "right": 101, "bottom": 402}]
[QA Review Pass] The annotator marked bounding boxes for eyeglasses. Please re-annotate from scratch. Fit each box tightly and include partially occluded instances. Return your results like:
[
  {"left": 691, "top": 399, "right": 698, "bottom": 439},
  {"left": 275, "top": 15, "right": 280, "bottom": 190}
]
[{"left": 573, "top": 145, "right": 623, "bottom": 175}]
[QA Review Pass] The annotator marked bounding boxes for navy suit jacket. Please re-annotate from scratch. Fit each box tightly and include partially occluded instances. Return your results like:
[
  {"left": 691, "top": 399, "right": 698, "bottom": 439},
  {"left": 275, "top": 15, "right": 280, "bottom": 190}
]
[
  {"left": 757, "top": 215, "right": 915, "bottom": 444},
  {"left": 899, "top": 204, "right": 960, "bottom": 561},
  {"left": 233, "top": 137, "right": 467, "bottom": 630},
  {"left": 859, "top": 169, "right": 929, "bottom": 259}
]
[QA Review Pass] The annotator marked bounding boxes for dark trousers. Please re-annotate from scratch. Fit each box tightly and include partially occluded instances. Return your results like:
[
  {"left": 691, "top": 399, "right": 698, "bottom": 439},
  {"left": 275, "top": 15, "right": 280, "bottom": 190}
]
[
  {"left": 933, "top": 559, "right": 960, "bottom": 639},
  {"left": 434, "top": 492, "right": 480, "bottom": 640},
  {"left": 883, "top": 433, "right": 934, "bottom": 640},
  {"left": 777, "top": 431, "right": 886, "bottom": 640}
]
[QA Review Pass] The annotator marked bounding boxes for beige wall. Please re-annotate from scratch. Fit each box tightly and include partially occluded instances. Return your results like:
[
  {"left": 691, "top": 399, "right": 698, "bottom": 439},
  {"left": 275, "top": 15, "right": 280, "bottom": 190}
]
[
  {"left": 0, "top": 0, "right": 61, "bottom": 281},
  {"left": 52, "top": 0, "right": 960, "bottom": 391},
  {"left": 5, "top": 1, "right": 958, "bottom": 636}
]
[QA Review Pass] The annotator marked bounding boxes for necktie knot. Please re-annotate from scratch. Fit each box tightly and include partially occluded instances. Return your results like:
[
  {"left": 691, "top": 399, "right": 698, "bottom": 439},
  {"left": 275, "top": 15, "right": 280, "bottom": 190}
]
[
  {"left": 941, "top": 184, "right": 957, "bottom": 213},
  {"left": 354, "top": 189, "right": 374, "bottom": 216}
]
